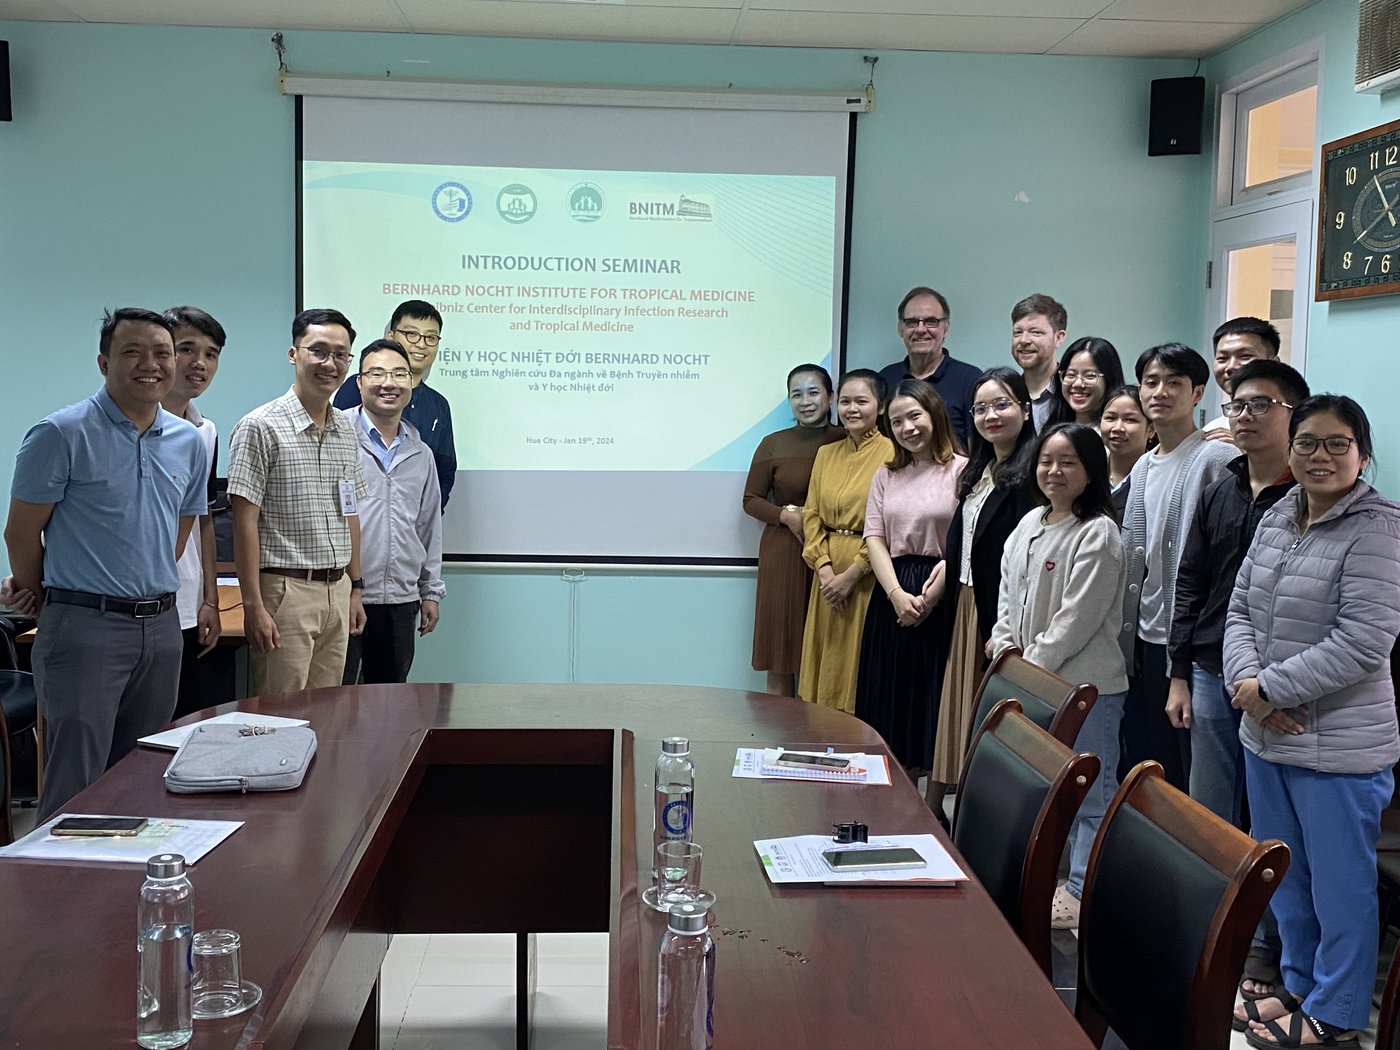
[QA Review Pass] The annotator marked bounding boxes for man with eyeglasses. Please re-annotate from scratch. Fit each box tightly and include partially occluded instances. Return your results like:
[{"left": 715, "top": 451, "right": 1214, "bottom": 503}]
[
  {"left": 1203, "top": 316, "right": 1281, "bottom": 439},
  {"left": 5, "top": 308, "right": 207, "bottom": 819},
  {"left": 340, "top": 340, "right": 444, "bottom": 685},
  {"left": 1166, "top": 357, "right": 1307, "bottom": 1002},
  {"left": 1010, "top": 293, "right": 1068, "bottom": 431},
  {"left": 877, "top": 286, "right": 981, "bottom": 445},
  {"left": 228, "top": 308, "right": 368, "bottom": 696},
  {"left": 335, "top": 299, "right": 457, "bottom": 509}
]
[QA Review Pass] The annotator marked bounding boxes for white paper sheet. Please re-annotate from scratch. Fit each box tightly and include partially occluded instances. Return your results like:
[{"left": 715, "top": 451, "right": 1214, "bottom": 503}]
[
  {"left": 731, "top": 748, "right": 892, "bottom": 785},
  {"left": 0, "top": 814, "right": 243, "bottom": 865},
  {"left": 138, "top": 711, "right": 310, "bottom": 751},
  {"left": 754, "top": 834, "right": 966, "bottom": 886}
]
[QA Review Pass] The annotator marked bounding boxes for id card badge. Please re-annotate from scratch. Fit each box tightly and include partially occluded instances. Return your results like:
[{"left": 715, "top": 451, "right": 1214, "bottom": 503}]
[{"left": 338, "top": 480, "right": 358, "bottom": 516}]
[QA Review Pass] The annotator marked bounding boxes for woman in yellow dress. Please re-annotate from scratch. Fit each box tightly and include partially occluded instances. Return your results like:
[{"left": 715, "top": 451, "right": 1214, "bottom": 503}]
[{"left": 798, "top": 369, "right": 895, "bottom": 712}]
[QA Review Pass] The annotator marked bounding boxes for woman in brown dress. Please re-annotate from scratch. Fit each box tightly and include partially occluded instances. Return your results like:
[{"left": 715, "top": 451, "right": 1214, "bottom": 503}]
[{"left": 743, "top": 364, "right": 844, "bottom": 696}]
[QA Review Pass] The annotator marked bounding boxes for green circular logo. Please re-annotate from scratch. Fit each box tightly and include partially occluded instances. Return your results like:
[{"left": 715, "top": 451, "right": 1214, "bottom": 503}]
[
  {"left": 497, "top": 184, "right": 537, "bottom": 224},
  {"left": 568, "top": 182, "right": 605, "bottom": 223}
]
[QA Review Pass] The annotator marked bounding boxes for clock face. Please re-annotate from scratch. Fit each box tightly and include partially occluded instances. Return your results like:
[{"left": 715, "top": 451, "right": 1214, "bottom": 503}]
[{"left": 1317, "top": 121, "right": 1400, "bottom": 300}]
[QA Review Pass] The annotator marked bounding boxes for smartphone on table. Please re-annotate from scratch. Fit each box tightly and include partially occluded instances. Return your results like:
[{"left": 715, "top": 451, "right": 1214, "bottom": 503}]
[{"left": 50, "top": 816, "right": 149, "bottom": 837}]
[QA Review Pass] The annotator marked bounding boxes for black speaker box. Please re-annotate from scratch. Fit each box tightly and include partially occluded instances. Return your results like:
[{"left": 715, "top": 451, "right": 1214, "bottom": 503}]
[
  {"left": 1, "top": 41, "right": 11, "bottom": 122},
  {"left": 1148, "top": 76, "right": 1204, "bottom": 156}
]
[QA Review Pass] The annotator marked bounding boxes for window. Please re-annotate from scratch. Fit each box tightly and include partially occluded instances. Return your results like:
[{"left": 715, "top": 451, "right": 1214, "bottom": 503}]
[{"left": 1230, "top": 61, "right": 1318, "bottom": 205}]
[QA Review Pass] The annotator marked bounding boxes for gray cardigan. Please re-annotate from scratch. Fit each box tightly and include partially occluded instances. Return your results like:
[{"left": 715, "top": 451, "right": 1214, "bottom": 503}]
[
  {"left": 1118, "top": 430, "right": 1236, "bottom": 667},
  {"left": 992, "top": 510, "right": 1129, "bottom": 695},
  {"left": 1223, "top": 482, "right": 1400, "bottom": 775}
]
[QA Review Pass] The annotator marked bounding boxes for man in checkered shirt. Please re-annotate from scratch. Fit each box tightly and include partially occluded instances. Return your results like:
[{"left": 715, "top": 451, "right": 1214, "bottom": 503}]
[{"left": 228, "top": 308, "right": 369, "bottom": 696}]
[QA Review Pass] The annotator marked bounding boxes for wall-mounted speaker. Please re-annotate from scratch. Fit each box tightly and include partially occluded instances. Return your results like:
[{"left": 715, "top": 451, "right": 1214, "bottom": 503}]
[
  {"left": 1148, "top": 76, "right": 1204, "bottom": 156},
  {"left": 1, "top": 41, "right": 11, "bottom": 122}
]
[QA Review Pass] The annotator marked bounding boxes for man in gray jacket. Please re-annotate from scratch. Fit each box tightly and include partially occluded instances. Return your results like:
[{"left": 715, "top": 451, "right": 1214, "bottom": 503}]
[
  {"left": 342, "top": 340, "right": 445, "bottom": 684},
  {"left": 1118, "top": 342, "right": 1235, "bottom": 790}
]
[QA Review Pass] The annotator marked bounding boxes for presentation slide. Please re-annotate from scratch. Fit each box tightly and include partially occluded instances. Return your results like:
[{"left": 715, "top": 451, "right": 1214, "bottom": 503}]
[{"left": 301, "top": 96, "right": 852, "bottom": 561}]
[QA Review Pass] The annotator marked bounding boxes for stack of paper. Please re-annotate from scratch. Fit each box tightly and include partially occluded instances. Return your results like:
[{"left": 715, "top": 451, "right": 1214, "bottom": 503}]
[
  {"left": 754, "top": 834, "right": 966, "bottom": 886},
  {"left": 731, "top": 748, "right": 892, "bottom": 785},
  {"left": 139, "top": 711, "right": 310, "bottom": 751}
]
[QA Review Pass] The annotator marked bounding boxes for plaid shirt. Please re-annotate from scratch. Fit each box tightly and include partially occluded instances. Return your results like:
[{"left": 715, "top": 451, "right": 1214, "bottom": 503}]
[{"left": 227, "top": 389, "right": 368, "bottom": 570}]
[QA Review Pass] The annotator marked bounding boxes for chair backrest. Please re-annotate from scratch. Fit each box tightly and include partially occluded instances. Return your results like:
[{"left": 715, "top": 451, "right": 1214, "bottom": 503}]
[
  {"left": 952, "top": 699, "right": 1100, "bottom": 978},
  {"left": 0, "top": 677, "right": 11, "bottom": 846},
  {"left": 0, "top": 668, "right": 38, "bottom": 847},
  {"left": 1075, "top": 761, "right": 1290, "bottom": 1050},
  {"left": 967, "top": 648, "right": 1099, "bottom": 752}
]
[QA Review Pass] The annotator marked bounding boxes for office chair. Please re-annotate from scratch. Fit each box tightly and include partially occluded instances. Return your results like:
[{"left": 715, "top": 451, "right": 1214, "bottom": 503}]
[
  {"left": 0, "top": 613, "right": 39, "bottom": 843},
  {"left": 952, "top": 698, "right": 1099, "bottom": 978},
  {"left": 965, "top": 647, "right": 1098, "bottom": 754},
  {"left": 1074, "top": 761, "right": 1290, "bottom": 1050}
]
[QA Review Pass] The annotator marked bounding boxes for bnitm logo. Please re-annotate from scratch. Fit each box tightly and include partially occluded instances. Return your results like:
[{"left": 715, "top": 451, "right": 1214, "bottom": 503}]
[
  {"left": 432, "top": 182, "right": 473, "bottom": 223},
  {"left": 497, "top": 183, "right": 537, "bottom": 224},
  {"left": 567, "top": 182, "right": 604, "bottom": 223}
]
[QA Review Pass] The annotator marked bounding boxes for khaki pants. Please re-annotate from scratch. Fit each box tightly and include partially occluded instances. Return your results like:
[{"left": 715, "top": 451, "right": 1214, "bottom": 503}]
[{"left": 251, "top": 573, "right": 351, "bottom": 697}]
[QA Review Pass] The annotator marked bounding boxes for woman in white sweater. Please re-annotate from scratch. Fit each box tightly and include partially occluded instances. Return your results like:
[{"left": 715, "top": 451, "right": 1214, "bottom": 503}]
[{"left": 991, "top": 422, "right": 1129, "bottom": 930}]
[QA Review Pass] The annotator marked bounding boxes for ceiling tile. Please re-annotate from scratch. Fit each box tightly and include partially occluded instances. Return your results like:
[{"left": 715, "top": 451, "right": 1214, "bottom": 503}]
[
  {"left": 398, "top": 0, "right": 739, "bottom": 44},
  {"left": 0, "top": 0, "right": 83, "bottom": 20},
  {"left": 47, "top": 0, "right": 407, "bottom": 31},
  {"left": 734, "top": 10, "right": 1085, "bottom": 52},
  {"left": 747, "top": 0, "right": 1106, "bottom": 15},
  {"left": 1097, "top": 0, "right": 1312, "bottom": 24},
  {"left": 1048, "top": 17, "right": 1255, "bottom": 57}
]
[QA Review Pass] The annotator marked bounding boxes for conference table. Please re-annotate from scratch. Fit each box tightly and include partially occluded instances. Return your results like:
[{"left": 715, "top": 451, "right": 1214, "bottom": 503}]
[{"left": 0, "top": 684, "right": 1094, "bottom": 1049}]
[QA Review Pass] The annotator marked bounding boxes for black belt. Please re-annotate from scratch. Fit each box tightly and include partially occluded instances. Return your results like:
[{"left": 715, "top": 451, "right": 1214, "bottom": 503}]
[
  {"left": 46, "top": 588, "right": 176, "bottom": 618},
  {"left": 262, "top": 566, "right": 346, "bottom": 583}
]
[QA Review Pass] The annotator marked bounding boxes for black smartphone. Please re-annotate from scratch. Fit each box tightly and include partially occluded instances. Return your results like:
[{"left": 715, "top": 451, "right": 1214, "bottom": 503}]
[
  {"left": 50, "top": 816, "right": 149, "bottom": 837},
  {"left": 822, "top": 846, "right": 926, "bottom": 871},
  {"left": 774, "top": 752, "right": 850, "bottom": 771}
]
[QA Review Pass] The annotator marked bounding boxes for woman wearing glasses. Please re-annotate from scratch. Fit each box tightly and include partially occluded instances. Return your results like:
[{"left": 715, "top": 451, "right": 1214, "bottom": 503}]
[
  {"left": 743, "top": 364, "right": 844, "bottom": 697},
  {"left": 925, "top": 368, "right": 1036, "bottom": 814},
  {"left": 1226, "top": 396, "right": 1400, "bottom": 1050},
  {"left": 1044, "top": 337, "right": 1125, "bottom": 430}
]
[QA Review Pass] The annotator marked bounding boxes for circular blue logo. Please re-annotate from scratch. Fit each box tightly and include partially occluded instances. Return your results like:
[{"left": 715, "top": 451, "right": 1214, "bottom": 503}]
[
  {"left": 432, "top": 182, "right": 473, "bottom": 223},
  {"left": 662, "top": 799, "right": 691, "bottom": 835},
  {"left": 497, "top": 183, "right": 537, "bottom": 224}
]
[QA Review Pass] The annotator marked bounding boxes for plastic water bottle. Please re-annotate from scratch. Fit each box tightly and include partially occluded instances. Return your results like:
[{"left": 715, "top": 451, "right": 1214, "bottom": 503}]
[
  {"left": 654, "top": 737, "right": 695, "bottom": 875},
  {"left": 657, "top": 901, "right": 715, "bottom": 1050},
  {"left": 137, "top": 853, "right": 194, "bottom": 1049}
]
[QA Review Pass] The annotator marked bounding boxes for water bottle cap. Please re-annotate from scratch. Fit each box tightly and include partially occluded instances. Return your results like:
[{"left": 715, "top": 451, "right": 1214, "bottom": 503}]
[
  {"left": 667, "top": 902, "right": 709, "bottom": 933},
  {"left": 146, "top": 853, "right": 186, "bottom": 878},
  {"left": 661, "top": 737, "right": 690, "bottom": 755}
]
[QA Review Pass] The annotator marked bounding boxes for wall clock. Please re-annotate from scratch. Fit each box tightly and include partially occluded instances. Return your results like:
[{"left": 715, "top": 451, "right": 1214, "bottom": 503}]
[{"left": 1316, "top": 116, "right": 1400, "bottom": 301}]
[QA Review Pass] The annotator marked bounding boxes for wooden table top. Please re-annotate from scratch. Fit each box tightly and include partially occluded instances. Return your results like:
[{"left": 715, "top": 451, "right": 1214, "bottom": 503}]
[{"left": 0, "top": 684, "right": 1093, "bottom": 1049}]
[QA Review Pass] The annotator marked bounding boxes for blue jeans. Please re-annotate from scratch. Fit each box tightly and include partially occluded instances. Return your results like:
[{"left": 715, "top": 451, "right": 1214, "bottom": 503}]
[
  {"left": 1187, "top": 666, "right": 1244, "bottom": 828},
  {"left": 1066, "top": 690, "right": 1126, "bottom": 899},
  {"left": 1244, "top": 751, "right": 1392, "bottom": 1031}
]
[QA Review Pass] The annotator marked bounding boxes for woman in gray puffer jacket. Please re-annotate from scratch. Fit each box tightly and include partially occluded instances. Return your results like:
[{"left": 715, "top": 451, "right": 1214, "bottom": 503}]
[{"left": 1225, "top": 395, "right": 1400, "bottom": 1050}]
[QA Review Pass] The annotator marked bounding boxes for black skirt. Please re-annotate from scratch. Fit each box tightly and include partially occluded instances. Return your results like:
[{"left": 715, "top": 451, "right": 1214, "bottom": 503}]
[{"left": 853, "top": 554, "right": 951, "bottom": 773}]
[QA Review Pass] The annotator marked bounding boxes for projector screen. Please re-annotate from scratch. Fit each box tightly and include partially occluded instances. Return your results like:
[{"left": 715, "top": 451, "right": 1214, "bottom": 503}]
[{"left": 299, "top": 94, "right": 854, "bottom": 562}]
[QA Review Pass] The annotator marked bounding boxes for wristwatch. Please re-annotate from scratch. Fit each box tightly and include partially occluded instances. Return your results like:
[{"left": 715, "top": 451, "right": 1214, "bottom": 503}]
[{"left": 350, "top": 578, "right": 365, "bottom": 590}]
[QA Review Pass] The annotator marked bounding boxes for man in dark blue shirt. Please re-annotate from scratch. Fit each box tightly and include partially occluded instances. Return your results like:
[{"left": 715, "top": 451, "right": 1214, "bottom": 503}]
[
  {"left": 335, "top": 299, "right": 457, "bottom": 508},
  {"left": 877, "top": 286, "right": 981, "bottom": 447}
]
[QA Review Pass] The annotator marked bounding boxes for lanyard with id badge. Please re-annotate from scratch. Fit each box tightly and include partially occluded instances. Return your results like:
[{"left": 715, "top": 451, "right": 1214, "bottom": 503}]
[{"left": 338, "top": 479, "right": 358, "bottom": 516}]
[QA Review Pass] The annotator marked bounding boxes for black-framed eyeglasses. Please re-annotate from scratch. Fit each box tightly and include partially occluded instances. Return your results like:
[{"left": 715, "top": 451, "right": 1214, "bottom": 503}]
[
  {"left": 360, "top": 367, "right": 412, "bottom": 383},
  {"left": 1290, "top": 435, "right": 1357, "bottom": 456},
  {"left": 901, "top": 315, "right": 947, "bottom": 329},
  {"left": 971, "top": 397, "right": 1018, "bottom": 417},
  {"left": 394, "top": 328, "right": 441, "bottom": 347},
  {"left": 297, "top": 343, "right": 353, "bottom": 365},
  {"left": 1223, "top": 396, "right": 1294, "bottom": 418}
]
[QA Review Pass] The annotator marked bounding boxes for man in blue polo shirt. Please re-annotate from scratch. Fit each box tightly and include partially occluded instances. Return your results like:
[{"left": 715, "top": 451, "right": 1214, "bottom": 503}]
[
  {"left": 877, "top": 286, "right": 982, "bottom": 446},
  {"left": 335, "top": 299, "right": 457, "bottom": 508},
  {"left": 4, "top": 308, "right": 207, "bottom": 820}
]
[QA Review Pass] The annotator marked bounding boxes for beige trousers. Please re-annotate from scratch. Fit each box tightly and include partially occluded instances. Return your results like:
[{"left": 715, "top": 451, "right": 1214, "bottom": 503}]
[{"left": 251, "top": 573, "right": 351, "bottom": 697}]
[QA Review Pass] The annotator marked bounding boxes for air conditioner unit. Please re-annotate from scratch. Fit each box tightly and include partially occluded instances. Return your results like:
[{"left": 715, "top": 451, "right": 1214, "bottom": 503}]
[{"left": 1357, "top": 0, "right": 1400, "bottom": 93}]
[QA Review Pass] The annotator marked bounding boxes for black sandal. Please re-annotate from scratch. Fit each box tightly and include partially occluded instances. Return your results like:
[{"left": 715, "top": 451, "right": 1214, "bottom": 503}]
[
  {"left": 1240, "top": 944, "right": 1284, "bottom": 1001},
  {"left": 1232, "top": 989, "right": 1302, "bottom": 1033},
  {"left": 1243, "top": 1010, "right": 1361, "bottom": 1049}
]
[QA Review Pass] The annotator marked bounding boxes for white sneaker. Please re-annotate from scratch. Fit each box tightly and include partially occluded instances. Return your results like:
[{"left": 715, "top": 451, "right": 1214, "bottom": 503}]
[{"left": 1051, "top": 884, "right": 1081, "bottom": 930}]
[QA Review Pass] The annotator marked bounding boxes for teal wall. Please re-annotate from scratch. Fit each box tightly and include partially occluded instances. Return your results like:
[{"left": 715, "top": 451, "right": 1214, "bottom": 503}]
[
  {"left": 0, "top": 21, "right": 1206, "bottom": 687},
  {"left": 1205, "top": 0, "right": 1400, "bottom": 486}
]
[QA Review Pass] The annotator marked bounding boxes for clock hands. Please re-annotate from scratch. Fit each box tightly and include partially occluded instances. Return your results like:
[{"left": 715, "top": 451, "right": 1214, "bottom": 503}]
[{"left": 1354, "top": 174, "right": 1400, "bottom": 244}]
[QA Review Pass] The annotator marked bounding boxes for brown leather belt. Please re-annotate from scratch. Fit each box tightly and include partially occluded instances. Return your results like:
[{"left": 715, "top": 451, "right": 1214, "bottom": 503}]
[{"left": 261, "top": 567, "right": 346, "bottom": 583}]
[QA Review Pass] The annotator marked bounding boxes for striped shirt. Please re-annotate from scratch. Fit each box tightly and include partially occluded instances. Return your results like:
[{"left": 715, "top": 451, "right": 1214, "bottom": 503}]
[{"left": 227, "top": 388, "right": 368, "bottom": 570}]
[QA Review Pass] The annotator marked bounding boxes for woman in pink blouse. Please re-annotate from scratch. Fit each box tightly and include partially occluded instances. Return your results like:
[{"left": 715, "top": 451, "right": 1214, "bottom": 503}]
[{"left": 854, "top": 378, "right": 966, "bottom": 775}]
